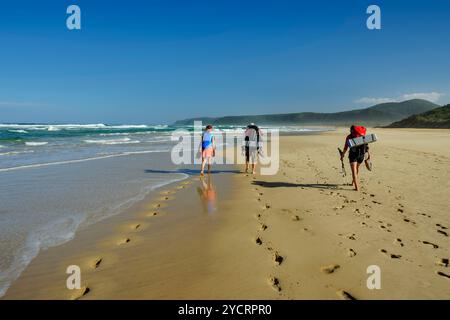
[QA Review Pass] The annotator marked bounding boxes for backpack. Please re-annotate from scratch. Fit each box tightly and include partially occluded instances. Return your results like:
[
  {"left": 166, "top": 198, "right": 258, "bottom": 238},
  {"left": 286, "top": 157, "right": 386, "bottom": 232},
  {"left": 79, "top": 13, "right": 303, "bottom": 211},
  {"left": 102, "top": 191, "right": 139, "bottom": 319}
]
[
  {"left": 245, "top": 125, "right": 260, "bottom": 150},
  {"left": 349, "top": 126, "right": 368, "bottom": 156}
]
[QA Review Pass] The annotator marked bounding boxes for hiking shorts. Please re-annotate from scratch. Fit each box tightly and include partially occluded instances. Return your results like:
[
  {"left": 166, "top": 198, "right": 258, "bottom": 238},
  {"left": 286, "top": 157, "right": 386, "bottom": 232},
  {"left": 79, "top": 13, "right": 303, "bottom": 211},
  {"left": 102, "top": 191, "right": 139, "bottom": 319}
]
[{"left": 349, "top": 151, "right": 365, "bottom": 164}]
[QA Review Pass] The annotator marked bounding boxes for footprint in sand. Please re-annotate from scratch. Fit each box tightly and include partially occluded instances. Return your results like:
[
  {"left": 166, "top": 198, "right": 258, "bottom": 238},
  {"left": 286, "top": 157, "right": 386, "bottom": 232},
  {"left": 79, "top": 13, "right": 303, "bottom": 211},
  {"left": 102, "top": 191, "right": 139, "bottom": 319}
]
[
  {"left": 255, "top": 237, "right": 263, "bottom": 245},
  {"left": 268, "top": 276, "right": 282, "bottom": 292},
  {"left": 403, "top": 218, "right": 416, "bottom": 225},
  {"left": 380, "top": 249, "right": 401, "bottom": 259},
  {"left": 147, "top": 211, "right": 160, "bottom": 217},
  {"left": 128, "top": 223, "right": 141, "bottom": 231},
  {"left": 291, "top": 215, "right": 300, "bottom": 221},
  {"left": 347, "top": 248, "right": 357, "bottom": 257},
  {"left": 70, "top": 286, "right": 90, "bottom": 300},
  {"left": 394, "top": 238, "right": 404, "bottom": 247},
  {"left": 347, "top": 234, "right": 357, "bottom": 240},
  {"left": 336, "top": 290, "right": 356, "bottom": 300},
  {"left": 421, "top": 240, "right": 439, "bottom": 249},
  {"left": 273, "top": 252, "right": 284, "bottom": 265},
  {"left": 436, "top": 224, "right": 448, "bottom": 236},
  {"left": 92, "top": 257, "right": 103, "bottom": 269},
  {"left": 435, "top": 258, "right": 449, "bottom": 267},
  {"left": 254, "top": 213, "right": 264, "bottom": 222},
  {"left": 437, "top": 230, "right": 448, "bottom": 237},
  {"left": 320, "top": 264, "right": 340, "bottom": 274},
  {"left": 260, "top": 223, "right": 268, "bottom": 231},
  {"left": 151, "top": 203, "right": 164, "bottom": 209},
  {"left": 117, "top": 238, "right": 131, "bottom": 245}
]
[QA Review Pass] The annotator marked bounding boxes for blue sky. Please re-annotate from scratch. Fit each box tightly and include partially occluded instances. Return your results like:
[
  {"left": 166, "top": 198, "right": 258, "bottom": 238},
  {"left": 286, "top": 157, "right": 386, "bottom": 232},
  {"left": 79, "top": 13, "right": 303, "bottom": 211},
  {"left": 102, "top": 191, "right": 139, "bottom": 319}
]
[{"left": 1, "top": 0, "right": 449, "bottom": 124}]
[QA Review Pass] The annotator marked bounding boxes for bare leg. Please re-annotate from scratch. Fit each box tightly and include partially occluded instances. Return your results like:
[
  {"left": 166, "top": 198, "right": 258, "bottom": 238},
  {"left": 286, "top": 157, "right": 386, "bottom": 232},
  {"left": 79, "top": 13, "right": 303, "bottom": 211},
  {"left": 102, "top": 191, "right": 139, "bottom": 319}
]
[
  {"left": 200, "top": 158, "right": 206, "bottom": 175},
  {"left": 356, "top": 162, "right": 362, "bottom": 188},
  {"left": 252, "top": 163, "right": 256, "bottom": 174},
  {"left": 245, "top": 161, "right": 249, "bottom": 173},
  {"left": 350, "top": 162, "right": 359, "bottom": 191},
  {"left": 207, "top": 157, "right": 212, "bottom": 173}
]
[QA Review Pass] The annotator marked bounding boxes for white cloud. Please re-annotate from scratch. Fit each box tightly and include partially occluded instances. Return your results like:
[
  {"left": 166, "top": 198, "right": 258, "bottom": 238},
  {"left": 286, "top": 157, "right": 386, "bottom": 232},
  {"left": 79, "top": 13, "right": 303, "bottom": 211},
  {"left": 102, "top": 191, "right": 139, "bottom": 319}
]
[{"left": 355, "top": 92, "right": 444, "bottom": 105}]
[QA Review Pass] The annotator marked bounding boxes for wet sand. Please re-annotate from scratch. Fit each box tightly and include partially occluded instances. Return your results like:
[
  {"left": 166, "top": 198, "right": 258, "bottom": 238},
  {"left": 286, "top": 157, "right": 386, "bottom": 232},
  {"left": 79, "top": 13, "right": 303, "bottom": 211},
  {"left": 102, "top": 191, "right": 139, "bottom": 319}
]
[{"left": 3, "top": 128, "right": 450, "bottom": 299}]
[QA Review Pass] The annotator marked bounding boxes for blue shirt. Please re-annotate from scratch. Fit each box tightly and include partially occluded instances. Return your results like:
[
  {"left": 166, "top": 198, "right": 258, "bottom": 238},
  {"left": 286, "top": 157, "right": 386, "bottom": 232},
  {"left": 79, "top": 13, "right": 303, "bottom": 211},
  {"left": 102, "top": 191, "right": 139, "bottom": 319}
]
[{"left": 202, "top": 132, "right": 213, "bottom": 150}]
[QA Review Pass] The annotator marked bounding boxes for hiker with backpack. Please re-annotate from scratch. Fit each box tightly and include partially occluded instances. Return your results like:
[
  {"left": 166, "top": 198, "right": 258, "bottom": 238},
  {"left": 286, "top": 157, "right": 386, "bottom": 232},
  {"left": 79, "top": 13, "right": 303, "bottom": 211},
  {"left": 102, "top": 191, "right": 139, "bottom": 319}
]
[
  {"left": 339, "top": 125, "right": 371, "bottom": 191},
  {"left": 244, "top": 123, "right": 262, "bottom": 174}
]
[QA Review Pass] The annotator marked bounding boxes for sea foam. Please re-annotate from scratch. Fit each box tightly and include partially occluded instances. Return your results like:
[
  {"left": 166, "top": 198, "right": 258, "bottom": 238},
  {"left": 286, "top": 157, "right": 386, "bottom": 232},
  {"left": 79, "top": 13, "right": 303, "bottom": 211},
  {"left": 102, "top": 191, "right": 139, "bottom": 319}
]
[
  {"left": 0, "top": 149, "right": 170, "bottom": 172},
  {"left": 25, "top": 142, "right": 48, "bottom": 146},
  {"left": 8, "top": 130, "right": 28, "bottom": 134},
  {"left": 83, "top": 137, "right": 140, "bottom": 145}
]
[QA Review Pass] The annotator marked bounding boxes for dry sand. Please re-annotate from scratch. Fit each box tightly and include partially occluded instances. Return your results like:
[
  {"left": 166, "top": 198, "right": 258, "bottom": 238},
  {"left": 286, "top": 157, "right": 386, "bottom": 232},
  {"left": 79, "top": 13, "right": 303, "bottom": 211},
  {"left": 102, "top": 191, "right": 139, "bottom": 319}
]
[{"left": 3, "top": 128, "right": 450, "bottom": 299}]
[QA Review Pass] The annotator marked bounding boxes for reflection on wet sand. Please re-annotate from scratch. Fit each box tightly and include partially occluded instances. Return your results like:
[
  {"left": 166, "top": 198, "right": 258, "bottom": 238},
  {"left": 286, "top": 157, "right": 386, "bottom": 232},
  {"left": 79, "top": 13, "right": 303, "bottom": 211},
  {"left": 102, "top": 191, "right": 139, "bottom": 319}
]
[{"left": 197, "top": 174, "right": 217, "bottom": 214}]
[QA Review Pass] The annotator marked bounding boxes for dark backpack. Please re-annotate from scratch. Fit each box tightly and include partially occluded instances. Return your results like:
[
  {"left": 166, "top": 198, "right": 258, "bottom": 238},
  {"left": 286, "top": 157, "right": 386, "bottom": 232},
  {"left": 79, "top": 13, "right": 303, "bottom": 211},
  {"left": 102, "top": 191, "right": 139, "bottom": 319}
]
[{"left": 245, "top": 125, "right": 260, "bottom": 150}]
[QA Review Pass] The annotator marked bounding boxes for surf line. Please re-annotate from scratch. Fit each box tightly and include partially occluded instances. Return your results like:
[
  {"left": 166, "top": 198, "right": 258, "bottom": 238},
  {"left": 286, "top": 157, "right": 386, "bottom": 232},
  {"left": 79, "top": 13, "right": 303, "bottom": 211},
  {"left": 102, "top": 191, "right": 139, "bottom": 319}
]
[{"left": 0, "top": 149, "right": 170, "bottom": 173}]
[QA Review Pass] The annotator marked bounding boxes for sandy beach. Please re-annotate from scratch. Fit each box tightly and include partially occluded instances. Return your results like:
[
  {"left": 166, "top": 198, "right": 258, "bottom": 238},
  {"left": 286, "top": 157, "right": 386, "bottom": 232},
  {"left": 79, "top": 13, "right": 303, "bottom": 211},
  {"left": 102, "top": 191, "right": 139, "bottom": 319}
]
[{"left": 3, "top": 128, "right": 450, "bottom": 300}]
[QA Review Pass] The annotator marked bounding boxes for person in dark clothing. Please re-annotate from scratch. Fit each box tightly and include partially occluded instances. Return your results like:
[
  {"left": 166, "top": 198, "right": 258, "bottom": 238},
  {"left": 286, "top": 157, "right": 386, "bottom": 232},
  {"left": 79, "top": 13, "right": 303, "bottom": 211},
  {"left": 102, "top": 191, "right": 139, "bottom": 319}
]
[
  {"left": 340, "top": 125, "right": 371, "bottom": 191},
  {"left": 244, "top": 123, "right": 262, "bottom": 174}
]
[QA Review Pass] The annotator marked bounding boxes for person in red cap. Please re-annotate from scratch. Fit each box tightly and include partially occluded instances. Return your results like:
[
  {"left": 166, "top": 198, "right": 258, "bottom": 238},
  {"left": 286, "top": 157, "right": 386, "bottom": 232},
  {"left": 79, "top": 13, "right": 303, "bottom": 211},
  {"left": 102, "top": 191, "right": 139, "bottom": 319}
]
[{"left": 340, "top": 125, "right": 371, "bottom": 191}]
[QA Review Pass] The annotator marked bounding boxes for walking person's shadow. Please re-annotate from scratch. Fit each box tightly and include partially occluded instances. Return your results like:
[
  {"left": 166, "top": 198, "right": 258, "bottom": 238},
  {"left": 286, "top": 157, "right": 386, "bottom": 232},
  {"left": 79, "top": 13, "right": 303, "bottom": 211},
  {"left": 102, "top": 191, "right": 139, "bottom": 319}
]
[{"left": 252, "top": 180, "right": 342, "bottom": 190}]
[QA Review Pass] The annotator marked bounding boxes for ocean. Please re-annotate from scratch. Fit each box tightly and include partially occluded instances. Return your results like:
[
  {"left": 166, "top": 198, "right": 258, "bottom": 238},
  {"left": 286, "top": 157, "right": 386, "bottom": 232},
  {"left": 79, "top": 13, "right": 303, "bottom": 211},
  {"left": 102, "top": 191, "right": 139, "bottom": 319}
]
[{"left": 0, "top": 123, "right": 327, "bottom": 297}]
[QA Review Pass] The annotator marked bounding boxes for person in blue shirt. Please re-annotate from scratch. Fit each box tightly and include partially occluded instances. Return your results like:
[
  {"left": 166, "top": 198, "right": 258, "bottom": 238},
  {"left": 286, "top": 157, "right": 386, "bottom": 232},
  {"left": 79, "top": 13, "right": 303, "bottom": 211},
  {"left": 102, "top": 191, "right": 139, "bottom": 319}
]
[{"left": 200, "top": 125, "right": 216, "bottom": 176}]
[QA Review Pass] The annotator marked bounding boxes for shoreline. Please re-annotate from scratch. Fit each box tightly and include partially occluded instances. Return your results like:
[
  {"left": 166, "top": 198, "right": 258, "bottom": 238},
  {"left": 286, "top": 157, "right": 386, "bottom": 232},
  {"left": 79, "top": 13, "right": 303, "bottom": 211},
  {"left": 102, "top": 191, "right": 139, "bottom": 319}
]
[
  {"left": 0, "top": 149, "right": 191, "bottom": 298},
  {"left": 3, "top": 128, "right": 450, "bottom": 299},
  {"left": 2, "top": 166, "right": 242, "bottom": 299}
]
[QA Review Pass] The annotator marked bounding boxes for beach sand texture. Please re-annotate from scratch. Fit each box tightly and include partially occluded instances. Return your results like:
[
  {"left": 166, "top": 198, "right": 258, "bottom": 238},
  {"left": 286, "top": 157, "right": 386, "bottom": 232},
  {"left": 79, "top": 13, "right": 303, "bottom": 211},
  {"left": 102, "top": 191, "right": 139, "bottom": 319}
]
[{"left": 3, "top": 128, "right": 450, "bottom": 299}]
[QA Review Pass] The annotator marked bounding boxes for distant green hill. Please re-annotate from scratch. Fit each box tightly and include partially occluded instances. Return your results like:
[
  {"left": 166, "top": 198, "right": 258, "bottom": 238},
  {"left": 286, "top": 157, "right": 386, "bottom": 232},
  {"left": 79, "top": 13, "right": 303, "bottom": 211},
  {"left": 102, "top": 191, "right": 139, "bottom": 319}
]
[
  {"left": 174, "top": 99, "right": 438, "bottom": 126},
  {"left": 385, "top": 104, "right": 450, "bottom": 128}
]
